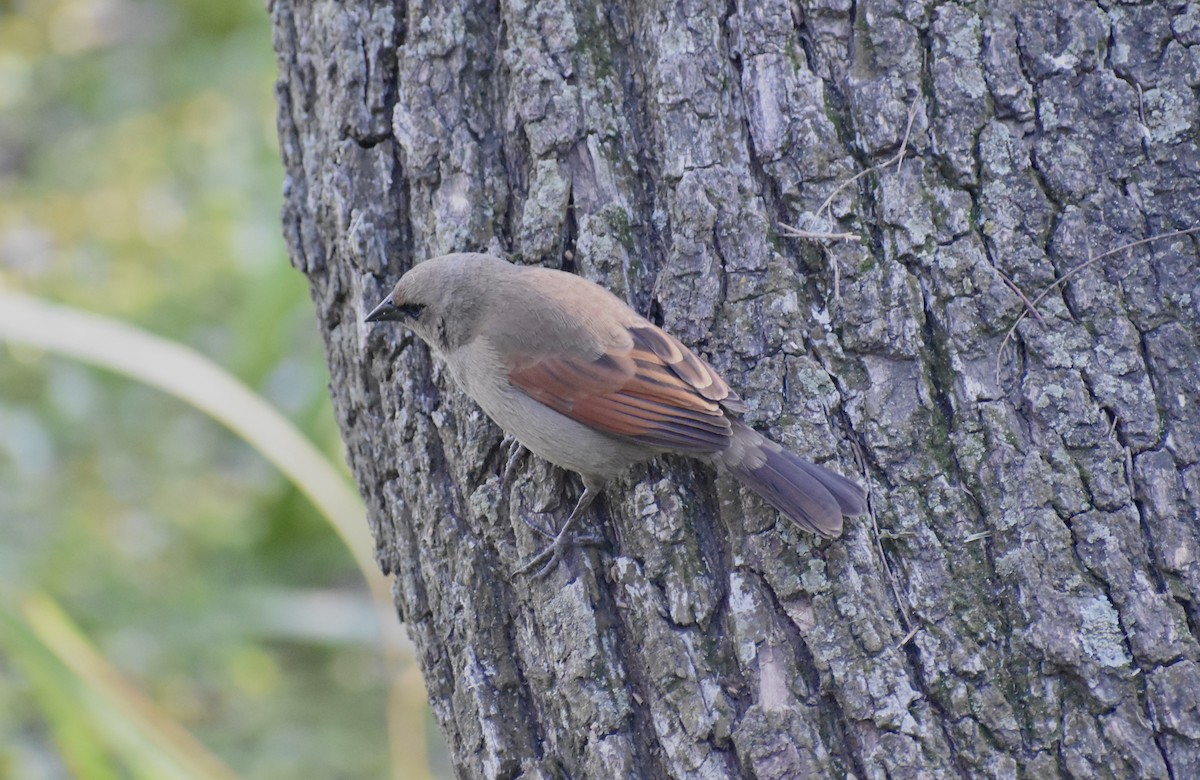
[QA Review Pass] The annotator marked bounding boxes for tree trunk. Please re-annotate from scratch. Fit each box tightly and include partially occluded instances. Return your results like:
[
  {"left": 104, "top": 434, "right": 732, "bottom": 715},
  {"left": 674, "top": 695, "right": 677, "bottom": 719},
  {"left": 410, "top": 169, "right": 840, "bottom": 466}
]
[{"left": 271, "top": 0, "right": 1200, "bottom": 777}]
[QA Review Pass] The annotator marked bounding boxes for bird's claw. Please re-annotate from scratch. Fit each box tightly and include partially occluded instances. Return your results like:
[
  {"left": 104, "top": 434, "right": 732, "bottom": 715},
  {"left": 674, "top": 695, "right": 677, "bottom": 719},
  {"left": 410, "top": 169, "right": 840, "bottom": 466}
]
[
  {"left": 500, "top": 435, "right": 526, "bottom": 485},
  {"left": 513, "top": 526, "right": 606, "bottom": 579},
  {"left": 516, "top": 512, "right": 551, "bottom": 538},
  {"left": 512, "top": 542, "right": 562, "bottom": 580},
  {"left": 519, "top": 513, "right": 606, "bottom": 544}
]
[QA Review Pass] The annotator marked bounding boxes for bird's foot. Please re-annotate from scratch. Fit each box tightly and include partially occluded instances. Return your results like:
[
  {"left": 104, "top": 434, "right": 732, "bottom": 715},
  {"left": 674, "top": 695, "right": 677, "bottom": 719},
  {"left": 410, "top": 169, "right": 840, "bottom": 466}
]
[
  {"left": 517, "top": 513, "right": 602, "bottom": 543},
  {"left": 511, "top": 481, "right": 606, "bottom": 579},
  {"left": 513, "top": 521, "right": 606, "bottom": 579},
  {"left": 500, "top": 435, "right": 527, "bottom": 485}
]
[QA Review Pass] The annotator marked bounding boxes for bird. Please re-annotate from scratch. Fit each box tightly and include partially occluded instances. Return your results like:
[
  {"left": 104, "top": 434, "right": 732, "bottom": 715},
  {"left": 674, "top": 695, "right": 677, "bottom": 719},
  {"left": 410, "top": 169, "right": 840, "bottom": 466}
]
[{"left": 365, "top": 253, "right": 867, "bottom": 577}]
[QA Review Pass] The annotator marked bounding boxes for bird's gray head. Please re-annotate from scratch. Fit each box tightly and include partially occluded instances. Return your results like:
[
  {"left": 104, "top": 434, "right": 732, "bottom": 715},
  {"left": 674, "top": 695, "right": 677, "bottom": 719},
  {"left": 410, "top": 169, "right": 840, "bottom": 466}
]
[{"left": 365, "top": 253, "right": 515, "bottom": 353}]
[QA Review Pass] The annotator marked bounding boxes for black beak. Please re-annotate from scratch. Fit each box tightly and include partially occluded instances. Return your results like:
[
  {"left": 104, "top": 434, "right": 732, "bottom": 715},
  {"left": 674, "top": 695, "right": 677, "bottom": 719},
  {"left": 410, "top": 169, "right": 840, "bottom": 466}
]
[{"left": 365, "top": 297, "right": 400, "bottom": 323}]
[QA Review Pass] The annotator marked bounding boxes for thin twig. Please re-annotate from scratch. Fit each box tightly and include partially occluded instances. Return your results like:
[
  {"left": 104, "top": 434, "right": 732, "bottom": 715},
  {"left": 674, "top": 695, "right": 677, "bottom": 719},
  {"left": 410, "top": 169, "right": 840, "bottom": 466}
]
[
  {"left": 994, "top": 226, "right": 1200, "bottom": 385},
  {"left": 816, "top": 100, "right": 921, "bottom": 221},
  {"left": 896, "top": 99, "right": 919, "bottom": 174},
  {"left": 779, "top": 99, "right": 922, "bottom": 301},
  {"left": 895, "top": 625, "right": 920, "bottom": 650},
  {"left": 992, "top": 266, "right": 1047, "bottom": 326},
  {"left": 1124, "top": 446, "right": 1136, "bottom": 501},
  {"left": 853, "top": 440, "right": 914, "bottom": 636},
  {"left": 777, "top": 226, "right": 862, "bottom": 243}
]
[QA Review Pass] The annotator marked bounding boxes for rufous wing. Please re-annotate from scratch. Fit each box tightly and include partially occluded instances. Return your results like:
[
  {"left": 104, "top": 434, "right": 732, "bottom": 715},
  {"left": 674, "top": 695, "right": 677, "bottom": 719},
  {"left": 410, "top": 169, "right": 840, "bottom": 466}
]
[{"left": 508, "top": 325, "right": 743, "bottom": 453}]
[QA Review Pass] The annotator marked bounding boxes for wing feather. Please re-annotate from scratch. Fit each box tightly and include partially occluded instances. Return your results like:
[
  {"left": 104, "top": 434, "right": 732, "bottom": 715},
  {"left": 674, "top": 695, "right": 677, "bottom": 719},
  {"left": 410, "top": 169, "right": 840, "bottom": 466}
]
[{"left": 508, "top": 324, "right": 738, "bottom": 453}]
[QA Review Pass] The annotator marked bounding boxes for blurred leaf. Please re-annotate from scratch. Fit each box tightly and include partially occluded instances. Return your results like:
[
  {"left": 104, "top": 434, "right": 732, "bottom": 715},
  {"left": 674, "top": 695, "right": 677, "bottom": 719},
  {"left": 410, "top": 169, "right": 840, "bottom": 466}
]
[
  {"left": 1, "top": 593, "right": 236, "bottom": 780},
  {"left": 0, "top": 291, "right": 379, "bottom": 591},
  {"left": 0, "top": 607, "right": 121, "bottom": 780},
  {"left": 0, "top": 290, "right": 430, "bottom": 779}
]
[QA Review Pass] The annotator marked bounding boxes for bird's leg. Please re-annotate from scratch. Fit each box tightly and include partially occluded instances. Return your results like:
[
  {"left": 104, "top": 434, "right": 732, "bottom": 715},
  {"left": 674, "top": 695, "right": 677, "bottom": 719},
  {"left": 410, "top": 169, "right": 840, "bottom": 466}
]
[{"left": 513, "top": 479, "right": 607, "bottom": 579}]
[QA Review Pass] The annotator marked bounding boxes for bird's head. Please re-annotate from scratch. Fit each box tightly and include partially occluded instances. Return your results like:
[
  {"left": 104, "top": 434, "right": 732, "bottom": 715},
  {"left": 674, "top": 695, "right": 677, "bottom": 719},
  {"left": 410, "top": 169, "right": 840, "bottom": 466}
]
[{"left": 365, "top": 253, "right": 514, "bottom": 353}]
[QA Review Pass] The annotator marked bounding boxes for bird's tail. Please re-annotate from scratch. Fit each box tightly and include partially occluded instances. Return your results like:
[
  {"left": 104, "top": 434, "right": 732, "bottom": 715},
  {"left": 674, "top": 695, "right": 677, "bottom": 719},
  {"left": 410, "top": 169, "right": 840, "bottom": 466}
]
[{"left": 718, "top": 419, "right": 867, "bottom": 537}]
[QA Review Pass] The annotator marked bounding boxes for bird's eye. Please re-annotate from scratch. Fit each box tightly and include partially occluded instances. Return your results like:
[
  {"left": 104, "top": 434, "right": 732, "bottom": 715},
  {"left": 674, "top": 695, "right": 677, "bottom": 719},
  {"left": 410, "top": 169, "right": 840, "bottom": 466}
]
[{"left": 396, "top": 302, "right": 425, "bottom": 319}]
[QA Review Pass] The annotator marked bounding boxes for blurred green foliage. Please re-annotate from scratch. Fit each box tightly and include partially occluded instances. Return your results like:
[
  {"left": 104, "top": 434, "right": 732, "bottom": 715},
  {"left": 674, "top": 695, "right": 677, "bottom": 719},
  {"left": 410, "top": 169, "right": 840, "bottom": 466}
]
[{"left": 0, "top": 0, "right": 430, "bottom": 777}]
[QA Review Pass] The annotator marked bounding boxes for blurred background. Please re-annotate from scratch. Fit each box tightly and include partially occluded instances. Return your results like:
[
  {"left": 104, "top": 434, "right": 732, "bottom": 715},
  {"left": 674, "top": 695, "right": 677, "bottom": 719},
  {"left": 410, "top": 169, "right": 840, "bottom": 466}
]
[{"left": 0, "top": 0, "right": 443, "bottom": 777}]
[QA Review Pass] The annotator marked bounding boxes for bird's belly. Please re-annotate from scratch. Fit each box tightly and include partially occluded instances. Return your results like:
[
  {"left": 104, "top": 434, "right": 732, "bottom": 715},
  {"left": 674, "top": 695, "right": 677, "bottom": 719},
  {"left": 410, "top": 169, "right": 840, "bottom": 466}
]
[
  {"left": 489, "top": 389, "right": 649, "bottom": 479},
  {"left": 446, "top": 344, "right": 651, "bottom": 481}
]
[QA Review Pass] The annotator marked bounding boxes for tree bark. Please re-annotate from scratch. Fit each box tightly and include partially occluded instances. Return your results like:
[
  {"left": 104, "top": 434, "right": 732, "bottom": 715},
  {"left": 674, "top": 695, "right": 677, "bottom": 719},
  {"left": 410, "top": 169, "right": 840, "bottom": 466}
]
[{"left": 271, "top": 0, "right": 1200, "bottom": 777}]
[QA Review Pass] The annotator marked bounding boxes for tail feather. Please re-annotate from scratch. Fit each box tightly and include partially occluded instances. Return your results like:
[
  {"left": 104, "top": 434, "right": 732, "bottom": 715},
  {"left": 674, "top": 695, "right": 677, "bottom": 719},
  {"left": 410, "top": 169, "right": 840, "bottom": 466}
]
[
  {"left": 720, "top": 420, "right": 867, "bottom": 537},
  {"left": 797, "top": 459, "right": 869, "bottom": 517}
]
